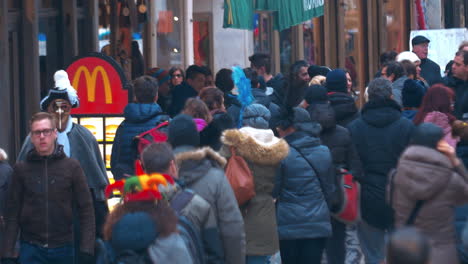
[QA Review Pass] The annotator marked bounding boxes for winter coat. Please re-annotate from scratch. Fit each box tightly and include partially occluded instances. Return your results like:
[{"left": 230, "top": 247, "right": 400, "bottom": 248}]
[
  {"left": 168, "top": 186, "right": 224, "bottom": 263},
  {"left": 328, "top": 92, "right": 359, "bottom": 127},
  {"left": 224, "top": 92, "right": 241, "bottom": 110},
  {"left": 444, "top": 76, "right": 468, "bottom": 120},
  {"left": 169, "top": 81, "right": 199, "bottom": 117},
  {"left": 111, "top": 103, "right": 169, "bottom": 180},
  {"left": 174, "top": 146, "right": 246, "bottom": 264},
  {"left": 0, "top": 161, "right": 12, "bottom": 217},
  {"left": 423, "top": 111, "right": 459, "bottom": 148},
  {"left": 402, "top": 109, "right": 418, "bottom": 120},
  {"left": 1, "top": 145, "right": 95, "bottom": 257},
  {"left": 390, "top": 145, "right": 468, "bottom": 264},
  {"left": 148, "top": 233, "right": 194, "bottom": 264},
  {"left": 391, "top": 75, "right": 409, "bottom": 106},
  {"left": 420, "top": 58, "right": 442, "bottom": 86},
  {"left": 307, "top": 102, "right": 363, "bottom": 184},
  {"left": 273, "top": 127, "right": 335, "bottom": 240},
  {"left": 200, "top": 111, "right": 235, "bottom": 151},
  {"left": 348, "top": 98, "right": 414, "bottom": 230},
  {"left": 268, "top": 73, "right": 287, "bottom": 107},
  {"left": 18, "top": 123, "right": 109, "bottom": 200},
  {"left": 220, "top": 127, "right": 289, "bottom": 255}
]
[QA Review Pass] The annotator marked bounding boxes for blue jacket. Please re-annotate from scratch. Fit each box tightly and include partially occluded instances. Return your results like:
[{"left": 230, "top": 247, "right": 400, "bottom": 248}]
[
  {"left": 273, "top": 129, "right": 334, "bottom": 240},
  {"left": 111, "top": 103, "right": 169, "bottom": 180}
]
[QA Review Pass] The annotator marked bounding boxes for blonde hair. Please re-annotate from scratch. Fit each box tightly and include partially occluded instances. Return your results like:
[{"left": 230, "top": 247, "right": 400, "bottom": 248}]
[
  {"left": 0, "top": 148, "right": 8, "bottom": 161},
  {"left": 309, "top": 75, "right": 326, "bottom": 86}
]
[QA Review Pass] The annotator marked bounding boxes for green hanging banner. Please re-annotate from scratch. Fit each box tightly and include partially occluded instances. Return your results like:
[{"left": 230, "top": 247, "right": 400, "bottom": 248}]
[
  {"left": 223, "top": 0, "right": 324, "bottom": 31},
  {"left": 274, "top": 0, "right": 324, "bottom": 31},
  {"left": 223, "top": 0, "right": 254, "bottom": 29}
]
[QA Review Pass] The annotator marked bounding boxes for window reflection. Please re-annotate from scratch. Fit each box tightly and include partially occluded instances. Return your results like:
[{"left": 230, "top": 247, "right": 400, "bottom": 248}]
[
  {"left": 280, "top": 28, "right": 293, "bottom": 75},
  {"left": 343, "top": 0, "right": 360, "bottom": 89},
  {"left": 156, "top": 0, "right": 183, "bottom": 69}
]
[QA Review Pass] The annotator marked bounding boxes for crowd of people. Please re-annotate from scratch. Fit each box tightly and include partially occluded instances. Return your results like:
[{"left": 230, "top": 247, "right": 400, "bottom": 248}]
[{"left": 1, "top": 35, "right": 468, "bottom": 264}]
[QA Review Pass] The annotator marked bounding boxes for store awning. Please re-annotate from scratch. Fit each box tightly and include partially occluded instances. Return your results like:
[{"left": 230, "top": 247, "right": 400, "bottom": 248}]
[{"left": 224, "top": 0, "right": 324, "bottom": 31}]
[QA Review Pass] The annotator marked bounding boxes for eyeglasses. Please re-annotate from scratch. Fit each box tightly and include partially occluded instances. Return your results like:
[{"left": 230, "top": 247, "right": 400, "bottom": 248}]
[
  {"left": 31, "top": 128, "right": 55, "bottom": 137},
  {"left": 172, "top": 74, "right": 183, "bottom": 78}
]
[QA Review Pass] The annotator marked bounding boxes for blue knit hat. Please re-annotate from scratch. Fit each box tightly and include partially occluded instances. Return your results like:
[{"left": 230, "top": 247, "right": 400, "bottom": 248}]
[
  {"left": 111, "top": 212, "right": 158, "bottom": 253},
  {"left": 325, "top": 69, "right": 347, "bottom": 93},
  {"left": 242, "top": 104, "right": 271, "bottom": 129},
  {"left": 147, "top": 67, "right": 171, "bottom": 86}
]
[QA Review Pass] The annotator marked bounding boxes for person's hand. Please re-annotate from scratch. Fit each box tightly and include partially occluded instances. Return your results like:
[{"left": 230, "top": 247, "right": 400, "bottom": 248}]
[
  {"left": 437, "top": 140, "right": 460, "bottom": 166},
  {"left": 78, "top": 252, "right": 94, "bottom": 264},
  {"left": 1, "top": 258, "right": 18, "bottom": 264}
]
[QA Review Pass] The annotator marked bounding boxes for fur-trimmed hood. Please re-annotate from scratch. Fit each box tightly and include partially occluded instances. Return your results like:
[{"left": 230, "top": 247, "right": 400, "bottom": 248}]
[
  {"left": 221, "top": 127, "right": 289, "bottom": 166},
  {"left": 175, "top": 146, "right": 227, "bottom": 168}
]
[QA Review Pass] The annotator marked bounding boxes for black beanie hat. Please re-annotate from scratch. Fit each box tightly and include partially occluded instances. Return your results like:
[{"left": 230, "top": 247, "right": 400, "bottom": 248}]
[
  {"left": 325, "top": 69, "right": 347, "bottom": 93},
  {"left": 308, "top": 65, "right": 331, "bottom": 79},
  {"left": 168, "top": 114, "right": 200, "bottom": 149},
  {"left": 304, "top": 85, "right": 328, "bottom": 104},
  {"left": 402, "top": 79, "right": 425, "bottom": 108},
  {"left": 410, "top": 123, "right": 444, "bottom": 149}
]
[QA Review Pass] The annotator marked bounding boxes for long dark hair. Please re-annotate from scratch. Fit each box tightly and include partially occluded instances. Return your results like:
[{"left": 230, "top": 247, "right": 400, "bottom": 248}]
[{"left": 413, "top": 84, "right": 455, "bottom": 125}]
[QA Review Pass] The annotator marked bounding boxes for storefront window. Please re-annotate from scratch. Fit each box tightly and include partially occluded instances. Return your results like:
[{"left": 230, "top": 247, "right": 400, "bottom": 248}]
[
  {"left": 280, "top": 28, "right": 293, "bottom": 75},
  {"left": 384, "top": 0, "right": 406, "bottom": 52},
  {"left": 303, "top": 18, "right": 322, "bottom": 66},
  {"left": 343, "top": 0, "right": 362, "bottom": 91},
  {"left": 193, "top": 15, "right": 211, "bottom": 68},
  {"left": 253, "top": 12, "right": 273, "bottom": 54},
  {"left": 156, "top": 0, "right": 183, "bottom": 69}
]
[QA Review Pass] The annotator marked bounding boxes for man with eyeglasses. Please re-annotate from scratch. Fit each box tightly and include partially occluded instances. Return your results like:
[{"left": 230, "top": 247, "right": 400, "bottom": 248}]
[
  {"left": 1, "top": 112, "right": 95, "bottom": 264},
  {"left": 15, "top": 70, "right": 109, "bottom": 262}
]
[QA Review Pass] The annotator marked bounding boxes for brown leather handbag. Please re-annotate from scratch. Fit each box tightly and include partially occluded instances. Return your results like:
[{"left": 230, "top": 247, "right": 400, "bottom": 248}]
[{"left": 225, "top": 147, "right": 255, "bottom": 206}]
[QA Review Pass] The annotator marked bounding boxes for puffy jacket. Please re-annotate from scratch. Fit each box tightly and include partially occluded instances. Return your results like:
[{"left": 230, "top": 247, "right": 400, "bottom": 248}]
[
  {"left": 390, "top": 146, "right": 468, "bottom": 264},
  {"left": 328, "top": 92, "right": 359, "bottom": 127},
  {"left": 174, "top": 146, "right": 246, "bottom": 264},
  {"left": 221, "top": 127, "right": 289, "bottom": 255},
  {"left": 111, "top": 103, "right": 169, "bottom": 180},
  {"left": 348, "top": 98, "right": 414, "bottom": 230},
  {"left": 1, "top": 145, "right": 95, "bottom": 257},
  {"left": 273, "top": 127, "right": 335, "bottom": 240}
]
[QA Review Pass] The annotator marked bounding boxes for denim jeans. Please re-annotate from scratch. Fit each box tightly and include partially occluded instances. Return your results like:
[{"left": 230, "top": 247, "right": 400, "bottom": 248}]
[
  {"left": 246, "top": 255, "right": 271, "bottom": 264},
  {"left": 19, "top": 241, "right": 74, "bottom": 264},
  {"left": 357, "top": 220, "right": 386, "bottom": 264}
]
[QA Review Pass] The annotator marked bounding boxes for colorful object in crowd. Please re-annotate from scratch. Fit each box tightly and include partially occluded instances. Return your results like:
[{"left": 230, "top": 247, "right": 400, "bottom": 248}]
[
  {"left": 232, "top": 65, "right": 254, "bottom": 128},
  {"left": 105, "top": 173, "right": 176, "bottom": 203}
]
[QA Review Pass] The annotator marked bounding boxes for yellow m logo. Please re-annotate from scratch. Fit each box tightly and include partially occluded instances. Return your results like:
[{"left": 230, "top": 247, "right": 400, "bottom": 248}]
[{"left": 72, "top": 66, "right": 113, "bottom": 104}]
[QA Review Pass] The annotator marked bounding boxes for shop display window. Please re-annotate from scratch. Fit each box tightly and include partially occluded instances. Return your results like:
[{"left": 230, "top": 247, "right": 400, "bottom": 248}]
[
  {"left": 73, "top": 116, "right": 124, "bottom": 179},
  {"left": 254, "top": 12, "right": 273, "bottom": 55},
  {"left": 155, "top": 0, "right": 183, "bottom": 69}
]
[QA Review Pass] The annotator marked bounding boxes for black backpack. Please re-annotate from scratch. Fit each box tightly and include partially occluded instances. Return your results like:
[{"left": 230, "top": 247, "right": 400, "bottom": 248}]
[{"left": 170, "top": 189, "right": 206, "bottom": 264}]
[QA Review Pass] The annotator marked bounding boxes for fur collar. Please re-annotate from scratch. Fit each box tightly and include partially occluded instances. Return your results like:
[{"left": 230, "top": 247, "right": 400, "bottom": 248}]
[
  {"left": 175, "top": 146, "right": 227, "bottom": 168},
  {"left": 221, "top": 128, "right": 289, "bottom": 165}
]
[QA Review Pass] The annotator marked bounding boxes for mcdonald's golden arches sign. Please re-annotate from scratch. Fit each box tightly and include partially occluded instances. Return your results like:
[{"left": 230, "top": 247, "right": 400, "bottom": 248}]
[{"left": 66, "top": 53, "right": 130, "bottom": 114}]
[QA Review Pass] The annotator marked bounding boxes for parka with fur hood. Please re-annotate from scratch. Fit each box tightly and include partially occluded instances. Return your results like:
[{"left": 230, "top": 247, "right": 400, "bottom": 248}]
[
  {"left": 174, "top": 146, "right": 246, "bottom": 264},
  {"left": 390, "top": 145, "right": 468, "bottom": 264},
  {"left": 220, "top": 127, "right": 289, "bottom": 256}
]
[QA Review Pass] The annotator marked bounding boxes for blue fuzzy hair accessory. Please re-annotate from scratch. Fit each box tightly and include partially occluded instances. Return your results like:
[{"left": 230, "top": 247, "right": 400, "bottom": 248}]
[{"left": 232, "top": 66, "right": 254, "bottom": 128}]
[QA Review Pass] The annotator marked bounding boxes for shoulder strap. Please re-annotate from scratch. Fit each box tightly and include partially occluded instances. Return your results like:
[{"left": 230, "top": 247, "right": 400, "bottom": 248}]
[
  {"left": 170, "top": 190, "right": 195, "bottom": 215},
  {"left": 406, "top": 200, "right": 425, "bottom": 225},
  {"left": 290, "top": 145, "right": 318, "bottom": 175}
]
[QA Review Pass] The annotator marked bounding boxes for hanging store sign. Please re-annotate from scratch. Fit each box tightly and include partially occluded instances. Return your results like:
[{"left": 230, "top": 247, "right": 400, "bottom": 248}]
[{"left": 66, "top": 53, "right": 131, "bottom": 115}]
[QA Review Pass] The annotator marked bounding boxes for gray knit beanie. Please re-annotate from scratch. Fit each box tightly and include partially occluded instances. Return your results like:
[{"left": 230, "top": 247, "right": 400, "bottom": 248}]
[{"left": 242, "top": 104, "right": 271, "bottom": 129}]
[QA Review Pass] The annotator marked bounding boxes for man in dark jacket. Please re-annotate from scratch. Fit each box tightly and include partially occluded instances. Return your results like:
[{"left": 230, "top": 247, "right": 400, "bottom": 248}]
[
  {"left": 141, "top": 142, "right": 224, "bottom": 264},
  {"left": 111, "top": 76, "right": 169, "bottom": 180},
  {"left": 325, "top": 69, "right": 359, "bottom": 126},
  {"left": 273, "top": 107, "right": 335, "bottom": 264},
  {"left": 168, "top": 114, "right": 246, "bottom": 264},
  {"left": 169, "top": 65, "right": 208, "bottom": 116},
  {"left": 348, "top": 78, "right": 414, "bottom": 264},
  {"left": 412, "top": 35, "right": 442, "bottom": 86},
  {"left": 249, "top": 53, "right": 286, "bottom": 107},
  {"left": 304, "top": 85, "right": 363, "bottom": 264},
  {"left": 1, "top": 112, "right": 95, "bottom": 264}
]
